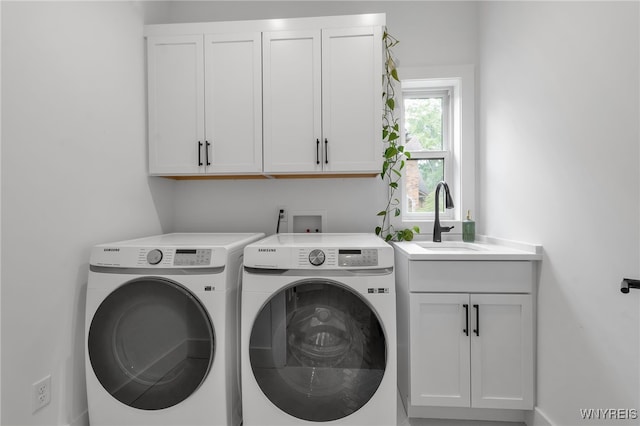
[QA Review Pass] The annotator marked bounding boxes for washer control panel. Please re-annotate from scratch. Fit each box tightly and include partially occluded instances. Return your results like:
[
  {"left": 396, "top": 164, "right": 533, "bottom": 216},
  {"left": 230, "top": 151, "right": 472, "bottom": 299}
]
[
  {"left": 308, "top": 249, "right": 326, "bottom": 266},
  {"left": 338, "top": 249, "right": 378, "bottom": 267},
  {"left": 298, "top": 248, "right": 379, "bottom": 267},
  {"left": 173, "top": 249, "right": 212, "bottom": 266}
]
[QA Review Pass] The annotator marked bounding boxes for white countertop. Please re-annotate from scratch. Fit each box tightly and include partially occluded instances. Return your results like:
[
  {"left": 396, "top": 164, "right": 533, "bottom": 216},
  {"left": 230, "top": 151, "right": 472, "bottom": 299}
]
[{"left": 392, "top": 235, "right": 542, "bottom": 261}]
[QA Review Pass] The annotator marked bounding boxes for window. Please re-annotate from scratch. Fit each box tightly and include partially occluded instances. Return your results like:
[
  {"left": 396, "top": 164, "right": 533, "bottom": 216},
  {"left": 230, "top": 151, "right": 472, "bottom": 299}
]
[
  {"left": 402, "top": 89, "right": 452, "bottom": 215},
  {"left": 397, "top": 66, "right": 475, "bottom": 231}
]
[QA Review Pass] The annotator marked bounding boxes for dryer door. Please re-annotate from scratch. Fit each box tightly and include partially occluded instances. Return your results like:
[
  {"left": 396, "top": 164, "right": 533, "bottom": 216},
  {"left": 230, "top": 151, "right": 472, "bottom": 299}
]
[
  {"left": 249, "top": 280, "right": 386, "bottom": 422},
  {"left": 88, "top": 277, "right": 214, "bottom": 410}
]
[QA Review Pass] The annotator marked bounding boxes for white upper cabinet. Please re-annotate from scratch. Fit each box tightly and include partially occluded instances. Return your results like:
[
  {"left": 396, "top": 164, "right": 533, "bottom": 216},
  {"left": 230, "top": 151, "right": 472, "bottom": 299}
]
[
  {"left": 263, "top": 26, "right": 382, "bottom": 174},
  {"left": 204, "top": 33, "right": 263, "bottom": 174},
  {"left": 147, "top": 32, "right": 262, "bottom": 176},
  {"left": 147, "top": 35, "right": 205, "bottom": 175},
  {"left": 263, "top": 30, "right": 322, "bottom": 173},
  {"left": 321, "top": 26, "right": 382, "bottom": 173},
  {"left": 145, "top": 14, "right": 385, "bottom": 177}
]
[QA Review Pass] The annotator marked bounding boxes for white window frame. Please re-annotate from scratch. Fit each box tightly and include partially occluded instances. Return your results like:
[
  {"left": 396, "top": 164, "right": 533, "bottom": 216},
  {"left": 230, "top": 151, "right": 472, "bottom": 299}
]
[
  {"left": 396, "top": 65, "right": 476, "bottom": 236},
  {"left": 401, "top": 87, "right": 454, "bottom": 220}
]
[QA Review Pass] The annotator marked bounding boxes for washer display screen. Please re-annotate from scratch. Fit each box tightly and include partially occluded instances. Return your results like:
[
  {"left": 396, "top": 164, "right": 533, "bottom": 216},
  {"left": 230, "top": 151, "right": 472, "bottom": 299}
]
[
  {"left": 88, "top": 278, "right": 214, "bottom": 410},
  {"left": 249, "top": 281, "right": 386, "bottom": 422}
]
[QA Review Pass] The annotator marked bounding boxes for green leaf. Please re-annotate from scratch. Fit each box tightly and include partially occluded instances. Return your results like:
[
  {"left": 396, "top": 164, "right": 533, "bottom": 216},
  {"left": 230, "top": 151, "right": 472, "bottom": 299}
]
[
  {"left": 386, "top": 98, "right": 395, "bottom": 110},
  {"left": 377, "top": 210, "right": 387, "bottom": 217},
  {"left": 385, "top": 234, "right": 393, "bottom": 242},
  {"left": 388, "top": 132, "right": 399, "bottom": 142},
  {"left": 413, "top": 226, "right": 421, "bottom": 233},
  {"left": 389, "top": 182, "right": 398, "bottom": 189},
  {"left": 401, "top": 229, "right": 414, "bottom": 241},
  {"left": 394, "top": 208, "right": 401, "bottom": 217},
  {"left": 391, "top": 68, "right": 399, "bottom": 82},
  {"left": 375, "top": 226, "right": 382, "bottom": 235},
  {"left": 384, "top": 146, "right": 398, "bottom": 158}
]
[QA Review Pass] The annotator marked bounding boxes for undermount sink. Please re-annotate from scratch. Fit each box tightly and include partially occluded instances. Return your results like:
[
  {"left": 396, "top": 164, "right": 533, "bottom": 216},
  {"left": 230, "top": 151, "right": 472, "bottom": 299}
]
[{"left": 415, "top": 242, "right": 488, "bottom": 252}]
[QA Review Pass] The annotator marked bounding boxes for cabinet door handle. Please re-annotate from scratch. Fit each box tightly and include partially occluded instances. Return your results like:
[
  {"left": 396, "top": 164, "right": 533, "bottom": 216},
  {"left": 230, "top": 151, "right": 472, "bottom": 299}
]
[
  {"left": 324, "top": 138, "right": 329, "bottom": 164},
  {"left": 205, "top": 141, "right": 211, "bottom": 166},
  {"left": 198, "top": 141, "right": 203, "bottom": 166},
  {"left": 473, "top": 304, "right": 480, "bottom": 336},
  {"left": 316, "top": 139, "right": 320, "bottom": 165},
  {"left": 463, "top": 304, "right": 469, "bottom": 336}
]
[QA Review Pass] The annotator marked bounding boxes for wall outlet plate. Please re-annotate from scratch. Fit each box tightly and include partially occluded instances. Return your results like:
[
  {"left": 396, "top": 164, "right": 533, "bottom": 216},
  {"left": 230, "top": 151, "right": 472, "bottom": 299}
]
[{"left": 32, "top": 375, "right": 51, "bottom": 413}]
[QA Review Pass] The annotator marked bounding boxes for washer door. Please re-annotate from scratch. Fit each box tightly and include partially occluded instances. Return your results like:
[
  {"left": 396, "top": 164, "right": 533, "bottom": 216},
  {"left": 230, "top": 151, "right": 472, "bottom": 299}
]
[
  {"left": 249, "top": 280, "right": 386, "bottom": 422},
  {"left": 88, "top": 277, "right": 214, "bottom": 410}
]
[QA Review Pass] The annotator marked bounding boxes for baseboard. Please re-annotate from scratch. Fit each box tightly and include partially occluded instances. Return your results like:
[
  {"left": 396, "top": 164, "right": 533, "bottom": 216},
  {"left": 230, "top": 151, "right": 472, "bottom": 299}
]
[
  {"left": 525, "top": 407, "right": 553, "bottom": 426},
  {"left": 407, "top": 406, "right": 526, "bottom": 422}
]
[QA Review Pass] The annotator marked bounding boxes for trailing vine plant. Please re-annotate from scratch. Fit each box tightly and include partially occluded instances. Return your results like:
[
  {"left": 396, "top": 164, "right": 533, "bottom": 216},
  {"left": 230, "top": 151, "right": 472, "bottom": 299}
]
[{"left": 375, "top": 29, "right": 420, "bottom": 242}]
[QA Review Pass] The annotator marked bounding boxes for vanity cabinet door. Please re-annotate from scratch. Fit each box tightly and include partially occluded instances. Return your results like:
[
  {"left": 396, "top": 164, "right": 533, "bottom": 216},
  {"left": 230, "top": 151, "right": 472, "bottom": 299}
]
[
  {"left": 409, "top": 293, "right": 471, "bottom": 408},
  {"left": 470, "top": 294, "right": 534, "bottom": 409}
]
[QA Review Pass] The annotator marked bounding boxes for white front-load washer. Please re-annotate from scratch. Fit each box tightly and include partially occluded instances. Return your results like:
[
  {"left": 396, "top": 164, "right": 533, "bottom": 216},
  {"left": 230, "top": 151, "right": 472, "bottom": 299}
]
[
  {"left": 241, "top": 233, "right": 397, "bottom": 426},
  {"left": 85, "top": 232, "right": 265, "bottom": 426}
]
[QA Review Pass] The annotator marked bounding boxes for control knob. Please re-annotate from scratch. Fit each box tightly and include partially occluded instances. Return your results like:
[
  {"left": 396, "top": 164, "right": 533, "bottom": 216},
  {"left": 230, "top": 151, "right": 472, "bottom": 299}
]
[
  {"left": 308, "top": 249, "right": 326, "bottom": 266},
  {"left": 147, "top": 249, "right": 163, "bottom": 265}
]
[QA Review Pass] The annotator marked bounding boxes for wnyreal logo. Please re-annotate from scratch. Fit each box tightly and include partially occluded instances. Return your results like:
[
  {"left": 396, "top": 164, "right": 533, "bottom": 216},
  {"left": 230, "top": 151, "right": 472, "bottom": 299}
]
[
  {"left": 103, "top": 248, "right": 120, "bottom": 252},
  {"left": 258, "top": 249, "right": 276, "bottom": 253}
]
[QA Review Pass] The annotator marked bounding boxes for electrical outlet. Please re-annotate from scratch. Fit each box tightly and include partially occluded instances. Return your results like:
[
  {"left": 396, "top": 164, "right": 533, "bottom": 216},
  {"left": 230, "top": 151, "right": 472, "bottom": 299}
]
[
  {"left": 32, "top": 375, "right": 51, "bottom": 413},
  {"left": 277, "top": 206, "right": 288, "bottom": 223}
]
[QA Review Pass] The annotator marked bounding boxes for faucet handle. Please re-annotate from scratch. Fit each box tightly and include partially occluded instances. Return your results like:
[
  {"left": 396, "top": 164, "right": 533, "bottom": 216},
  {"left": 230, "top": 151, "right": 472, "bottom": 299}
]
[{"left": 442, "top": 225, "right": 455, "bottom": 233}]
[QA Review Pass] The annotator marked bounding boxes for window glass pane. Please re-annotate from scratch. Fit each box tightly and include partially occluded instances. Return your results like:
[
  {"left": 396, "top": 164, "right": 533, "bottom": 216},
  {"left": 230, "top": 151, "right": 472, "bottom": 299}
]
[
  {"left": 405, "top": 159, "right": 445, "bottom": 213},
  {"left": 404, "top": 97, "right": 443, "bottom": 151}
]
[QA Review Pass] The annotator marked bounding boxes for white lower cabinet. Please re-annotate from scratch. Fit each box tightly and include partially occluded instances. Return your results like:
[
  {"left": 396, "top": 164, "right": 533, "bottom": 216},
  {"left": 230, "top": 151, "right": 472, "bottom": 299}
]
[{"left": 410, "top": 293, "right": 533, "bottom": 410}]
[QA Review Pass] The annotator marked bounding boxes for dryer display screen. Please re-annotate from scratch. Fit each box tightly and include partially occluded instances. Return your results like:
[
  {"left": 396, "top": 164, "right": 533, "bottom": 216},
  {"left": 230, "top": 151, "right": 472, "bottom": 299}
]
[
  {"left": 174, "top": 249, "right": 212, "bottom": 266},
  {"left": 338, "top": 249, "right": 378, "bottom": 267}
]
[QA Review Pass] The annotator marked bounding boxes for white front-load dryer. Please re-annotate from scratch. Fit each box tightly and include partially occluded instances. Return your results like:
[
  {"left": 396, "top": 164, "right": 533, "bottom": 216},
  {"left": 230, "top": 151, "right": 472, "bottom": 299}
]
[
  {"left": 85, "top": 232, "right": 264, "bottom": 426},
  {"left": 241, "top": 233, "right": 397, "bottom": 426}
]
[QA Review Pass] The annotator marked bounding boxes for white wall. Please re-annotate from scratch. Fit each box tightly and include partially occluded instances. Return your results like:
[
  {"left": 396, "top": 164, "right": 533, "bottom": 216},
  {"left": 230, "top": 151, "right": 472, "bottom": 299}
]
[
  {"left": 1, "top": 2, "right": 173, "bottom": 425},
  {"left": 155, "top": 1, "right": 479, "bottom": 235},
  {"left": 478, "top": 2, "right": 640, "bottom": 425}
]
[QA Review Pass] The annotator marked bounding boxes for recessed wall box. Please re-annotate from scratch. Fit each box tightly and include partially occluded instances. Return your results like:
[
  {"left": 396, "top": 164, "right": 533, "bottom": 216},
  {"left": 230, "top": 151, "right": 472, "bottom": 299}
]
[{"left": 289, "top": 210, "right": 327, "bottom": 233}]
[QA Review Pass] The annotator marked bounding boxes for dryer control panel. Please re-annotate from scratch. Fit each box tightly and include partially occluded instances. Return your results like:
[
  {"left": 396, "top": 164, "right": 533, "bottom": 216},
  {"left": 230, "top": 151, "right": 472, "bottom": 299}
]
[{"left": 338, "top": 249, "right": 378, "bottom": 267}]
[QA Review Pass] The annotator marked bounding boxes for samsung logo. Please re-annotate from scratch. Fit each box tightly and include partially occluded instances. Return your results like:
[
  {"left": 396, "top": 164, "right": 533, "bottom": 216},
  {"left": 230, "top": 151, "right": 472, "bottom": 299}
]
[
  {"left": 258, "top": 249, "right": 276, "bottom": 252},
  {"left": 103, "top": 248, "right": 120, "bottom": 252}
]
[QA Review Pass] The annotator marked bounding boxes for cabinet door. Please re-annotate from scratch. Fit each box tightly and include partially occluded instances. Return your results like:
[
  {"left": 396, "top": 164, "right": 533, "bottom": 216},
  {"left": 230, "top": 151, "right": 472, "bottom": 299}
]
[
  {"left": 409, "top": 293, "right": 471, "bottom": 407},
  {"left": 322, "top": 26, "right": 382, "bottom": 173},
  {"left": 147, "top": 35, "right": 205, "bottom": 175},
  {"left": 204, "top": 33, "right": 262, "bottom": 174},
  {"left": 470, "top": 294, "right": 534, "bottom": 409},
  {"left": 263, "top": 30, "right": 322, "bottom": 173}
]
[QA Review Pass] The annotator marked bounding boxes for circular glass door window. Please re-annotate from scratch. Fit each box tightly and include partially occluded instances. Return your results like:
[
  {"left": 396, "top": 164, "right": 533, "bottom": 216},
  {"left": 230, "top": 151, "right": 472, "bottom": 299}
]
[
  {"left": 88, "top": 278, "right": 214, "bottom": 410},
  {"left": 249, "top": 280, "right": 387, "bottom": 422}
]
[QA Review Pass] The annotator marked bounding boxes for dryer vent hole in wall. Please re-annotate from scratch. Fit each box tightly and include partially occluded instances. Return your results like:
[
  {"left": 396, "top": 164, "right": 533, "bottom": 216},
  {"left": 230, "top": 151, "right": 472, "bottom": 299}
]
[{"left": 32, "top": 374, "right": 51, "bottom": 413}]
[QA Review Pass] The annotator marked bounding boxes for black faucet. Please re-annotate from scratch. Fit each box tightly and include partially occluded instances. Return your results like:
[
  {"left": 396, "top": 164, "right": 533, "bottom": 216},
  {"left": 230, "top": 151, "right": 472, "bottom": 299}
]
[{"left": 433, "top": 181, "right": 455, "bottom": 242}]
